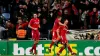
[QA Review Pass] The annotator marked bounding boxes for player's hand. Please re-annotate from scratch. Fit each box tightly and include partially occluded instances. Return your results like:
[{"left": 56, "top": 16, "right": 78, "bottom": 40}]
[
  {"left": 18, "top": 25, "right": 22, "bottom": 28},
  {"left": 56, "top": 29, "right": 59, "bottom": 33},
  {"left": 33, "top": 28, "right": 38, "bottom": 30},
  {"left": 5, "top": 28, "right": 8, "bottom": 31},
  {"left": 63, "top": 24, "right": 66, "bottom": 26},
  {"left": 58, "top": 35, "right": 61, "bottom": 38}
]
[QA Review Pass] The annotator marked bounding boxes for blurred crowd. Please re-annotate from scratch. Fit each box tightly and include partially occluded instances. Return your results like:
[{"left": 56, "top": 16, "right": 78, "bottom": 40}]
[{"left": 0, "top": 0, "right": 100, "bottom": 40}]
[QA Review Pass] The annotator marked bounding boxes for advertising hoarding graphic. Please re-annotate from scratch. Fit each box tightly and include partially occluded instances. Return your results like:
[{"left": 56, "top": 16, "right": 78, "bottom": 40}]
[
  {"left": 0, "top": 40, "right": 99, "bottom": 56},
  {"left": 0, "top": 41, "right": 7, "bottom": 55}
]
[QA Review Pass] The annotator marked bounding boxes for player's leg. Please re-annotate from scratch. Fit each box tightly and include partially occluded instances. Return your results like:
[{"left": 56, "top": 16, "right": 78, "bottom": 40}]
[
  {"left": 33, "top": 40, "right": 39, "bottom": 56},
  {"left": 49, "top": 31, "right": 56, "bottom": 52},
  {"left": 66, "top": 42, "right": 76, "bottom": 55},
  {"left": 56, "top": 44, "right": 65, "bottom": 56},
  {"left": 30, "top": 40, "right": 38, "bottom": 52},
  {"left": 30, "top": 31, "right": 35, "bottom": 53},
  {"left": 63, "top": 36, "right": 73, "bottom": 53},
  {"left": 33, "top": 31, "right": 40, "bottom": 55},
  {"left": 63, "top": 35, "right": 76, "bottom": 55},
  {"left": 61, "top": 35, "right": 75, "bottom": 55},
  {"left": 54, "top": 29, "right": 61, "bottom": 47},
  {"left": 30, "top": 31, "right": 39, "bottom": 55},
  {"left": 30, "top": 32, "right": 37, "bottom": 53},
  {"left": 48, "top": 41, "right": 54, "bottom": 52},
  {"left": 56, "top": 37, "right": 65, "bottom": 56}
]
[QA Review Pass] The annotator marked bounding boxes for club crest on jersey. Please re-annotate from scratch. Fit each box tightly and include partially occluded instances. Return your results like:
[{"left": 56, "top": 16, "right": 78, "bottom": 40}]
[{"left": 34, "top": 22, "right": 39, "bottom": 24}]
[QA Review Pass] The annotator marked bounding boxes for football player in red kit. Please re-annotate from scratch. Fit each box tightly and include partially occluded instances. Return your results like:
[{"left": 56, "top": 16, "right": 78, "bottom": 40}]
[
  {"left": 57, "top": 19, "right": 76, "bottom": 56},
  {"left": 48, "top": 16, "right": 65, "bottom": 52},
  {"left": 28, "top": 14, "right": 40, "bottom": 55}
]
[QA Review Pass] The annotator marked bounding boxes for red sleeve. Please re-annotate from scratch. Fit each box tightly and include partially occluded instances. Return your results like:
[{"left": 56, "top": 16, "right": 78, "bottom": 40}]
[
  {"left": 96, "top": 12, "right": 98, "bottom": 17},
  {"left": 16, "top": 24, "right": 19, "bottom": 30},
  {"left": 22, "top": 22, "right": 28, "bottom": 27},
  {"left": 55, "top": 19, "right": 60, "bottom": 24},
  {"left": 38, "top": 18, "right": 40, "bottom": 24},
  {"left": 89, "top": 12, "right": 93, "bottom": 16},
  {"left": 29, "top": 19, "right": 34, "bottom": 26},
  {"left": 72, "top": 5, "right": 78, "bottom": 15}
]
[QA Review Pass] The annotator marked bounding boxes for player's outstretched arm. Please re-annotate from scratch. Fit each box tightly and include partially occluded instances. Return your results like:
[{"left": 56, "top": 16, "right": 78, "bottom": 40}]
[{"left": 59, "top": 22, "right": 65, "bottom": 26}]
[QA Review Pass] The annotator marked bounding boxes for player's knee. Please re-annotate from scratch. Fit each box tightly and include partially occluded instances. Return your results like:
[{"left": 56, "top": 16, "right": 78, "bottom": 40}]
[
  {"left": 63, "top": 43, "right": 66, "bottom": 48},
  {"left": 34, "top": 41, "right": 36, "bottom": 44},
  {"left": 36, "top": 40, "right": 39, "bottom": 43},
  {"left": 66, "top": 43, "right": 69, "bottom": 46},
  {"left": 52, "top": 40, "right": 55, "bottom": 42}
]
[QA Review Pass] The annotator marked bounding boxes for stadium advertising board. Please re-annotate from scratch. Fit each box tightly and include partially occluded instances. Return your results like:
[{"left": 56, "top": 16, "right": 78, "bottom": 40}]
[
  {"left": 0, "top": 40, "right": 99, "bottom": 56},
  {"left": 0, "top": 41, "right": 7, "bottom": 55},
  {"left": 67, "top": 29, "right": 100, "bottom": 40}
]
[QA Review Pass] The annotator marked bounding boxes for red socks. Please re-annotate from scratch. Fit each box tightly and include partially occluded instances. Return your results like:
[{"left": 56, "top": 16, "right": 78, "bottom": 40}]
[
  {"left": 31, "top": 43, "right": 37, "bottom": 54},
  {"left": 59, "top": 47, "right": 64, "bottom": 53},
  {"left": 50, "top": 41, "right": 54, "bottom": 48},
  {"left": 68, "top": 46, "right": 72, "bottom": 52},
  {"left": 57, "top": 37, "right": 60, "bottom": 41},
  {"left": 58, "top": 45, "right": 72, "bottom": 54},
  {"left": 34, "top": 44, "right": 37, "bottom": 54}
]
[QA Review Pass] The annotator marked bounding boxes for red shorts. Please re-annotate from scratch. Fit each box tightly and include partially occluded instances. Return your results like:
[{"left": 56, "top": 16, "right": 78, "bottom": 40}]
[
  {"left": 60, "top": 35, "right": 68, "bottom": 44},
  {"left": 52, "top": 31, "right": 58, "bottom": 41},
  {"left": 31, "top": 30, "right": 40, "bottom": 41}
]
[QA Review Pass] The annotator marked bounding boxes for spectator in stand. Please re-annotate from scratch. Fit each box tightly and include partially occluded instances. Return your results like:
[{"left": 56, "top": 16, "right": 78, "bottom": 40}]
[
  {"left": 51, "top": 0, "right": 58, "bottom": 10},
  {"left": 5, "top": 20, "right": 14, "bottom": 38},
  {"left": 80, "top": 10, "right": 88, "bottom": 29},
  {"left": 86, "top": 33, "right": 91, "bottom": 40},
  {"left": 89, "top": 7, "right": 98, "bottom": 29},
  {"left": 91, "top": 0, "right": 99, "bottom": 9},
  {"left": 10, "top": 0, "right": 24, "bottom": 24},
  {"left": 78, "top": 9, "right": 82, "bottom": 29},
  {"left": 79, "top": 0, "right": 90, "bottom": 11},
  {"left": 37, "top": 7, "right": 42, "bottom": 19},
  {"left": 48, "top": 10, "right": 55, "bottom": 29},
  {"left": 22, "top": 0, "right": 32, "bottom": 19},
  {"left": 16, "top": 17, "right": 28, "bottom": 30},
  {"left": 71, "top": 4, "right": 79, "bottom": 29},
  {"left": 0, "top": 9, "right": 4, "bottom": 26},
  {"left": 40, "top": 18, "right": 48, "bottom": 39},
  {"left": 31, "top": 0, "right": 40, "bottom": 14},
  {"left": 16, "top": 27, "right": 27, "bottom": 40},
  {"left": 98, "top": 10, "right": 100, "bottom": 28},
  {"left": 97, "top": 31, "right": 100, "bottom": 40},
  {"left": 16, "top": 18, "right": 28, "bottom": 40},
  {"left": 62, "top": 8, "right": 71, "bottom": 28},
  {"left": 0, "top": 24, "right": 8, "bottom": 39},
  {"left": 41, "top": 5, "right": 48, "bottom": 19}
]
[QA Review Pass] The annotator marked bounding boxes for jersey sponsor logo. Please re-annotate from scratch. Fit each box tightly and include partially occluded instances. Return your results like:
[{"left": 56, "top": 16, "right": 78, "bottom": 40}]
[{"left": 34, "top": 22, "right": 39, "bottom": 24}]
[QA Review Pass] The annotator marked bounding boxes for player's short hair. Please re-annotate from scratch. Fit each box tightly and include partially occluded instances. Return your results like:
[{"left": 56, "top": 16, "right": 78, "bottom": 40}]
[
  {"left": 61, "top": 19, "right": 68, "bottom": 23},
  {"left": 57, "top": 15, "right": 61, "bottom": 18},
  {"left": 32, "top": 13, "right": 37, "bottom": 15},
  {"left": 33, "top": 13, "right": 37, "bottom": 15}
]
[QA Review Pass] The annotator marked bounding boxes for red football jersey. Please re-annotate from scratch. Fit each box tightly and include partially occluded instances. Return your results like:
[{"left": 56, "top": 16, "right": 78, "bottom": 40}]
[
  {"left": 59, "top": 26, "right": 67, "bottom": 36},
  {"left": 52, "top": 18, "right": 60, "bottom": 31},
  {"left": 29, "top": 18, "right": 40, "bottom": 29}
]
